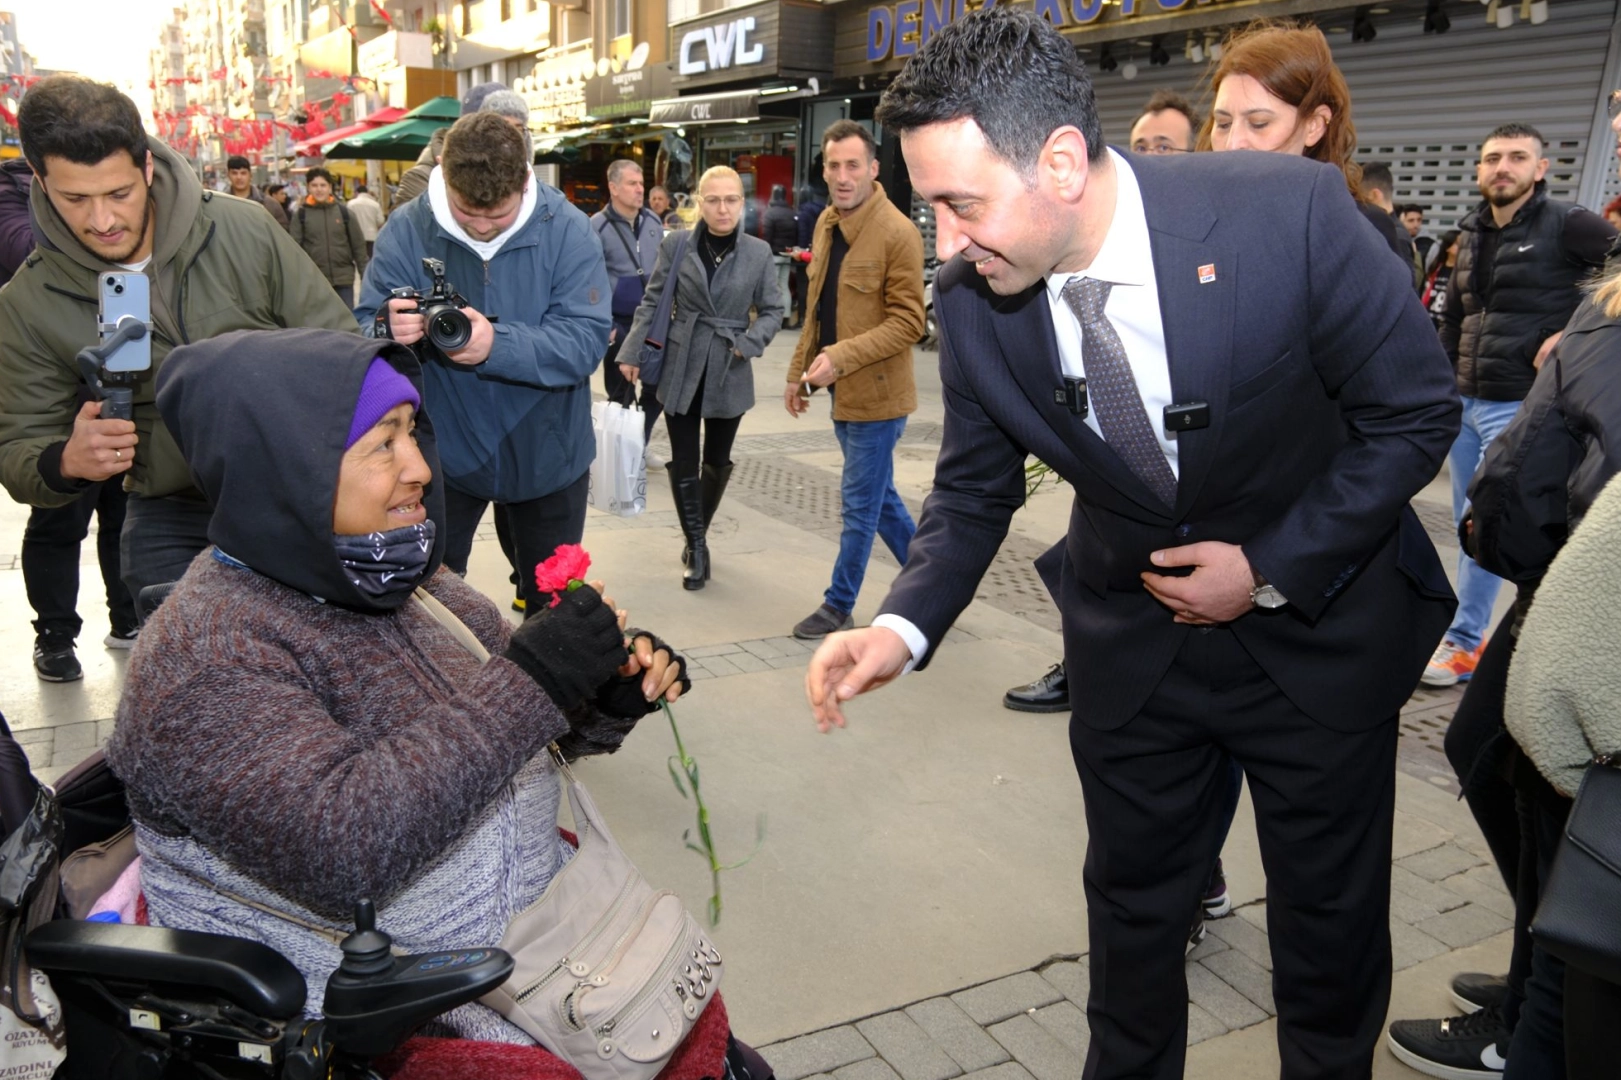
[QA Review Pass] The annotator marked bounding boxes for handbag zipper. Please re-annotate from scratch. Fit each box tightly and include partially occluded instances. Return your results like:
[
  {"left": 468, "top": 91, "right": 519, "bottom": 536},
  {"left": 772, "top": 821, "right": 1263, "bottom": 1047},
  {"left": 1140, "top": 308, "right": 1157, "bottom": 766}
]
[
  {"left": 594, "top": 890, "right": 675, "bottom": 984},
  {"left": 512, "top": 875, "right": 638, "bottom": 1005},
  {"left": 559, "top": 890, "right": 672, "bottom": 1030},
  {"left": 587, "top": 928, "right": 696, "bottom": 1039}
]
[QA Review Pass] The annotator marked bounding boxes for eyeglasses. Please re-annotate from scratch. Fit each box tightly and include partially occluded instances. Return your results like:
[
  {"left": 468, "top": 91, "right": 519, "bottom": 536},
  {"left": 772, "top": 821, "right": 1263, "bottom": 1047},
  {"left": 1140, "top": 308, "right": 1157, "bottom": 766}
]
[
  {"left": 1131, "top": 141, "right": 1193, "bottom": 155},
  {"left": 1608, "top": 89, "right": 1621, "bottom": 117},
  {"left": 701, "top": 195, "right": 744, "bottom": 208}
]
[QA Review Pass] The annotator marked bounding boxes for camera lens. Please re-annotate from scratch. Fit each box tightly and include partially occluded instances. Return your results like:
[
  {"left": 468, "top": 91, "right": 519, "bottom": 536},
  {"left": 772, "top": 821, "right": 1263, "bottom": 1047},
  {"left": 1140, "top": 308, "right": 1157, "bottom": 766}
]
[
  {"left": 427, "top": 306, "right": 472, "bottom": 352},
  {"left": 114, "top": 284, "right": 124, "bottom": 294}
]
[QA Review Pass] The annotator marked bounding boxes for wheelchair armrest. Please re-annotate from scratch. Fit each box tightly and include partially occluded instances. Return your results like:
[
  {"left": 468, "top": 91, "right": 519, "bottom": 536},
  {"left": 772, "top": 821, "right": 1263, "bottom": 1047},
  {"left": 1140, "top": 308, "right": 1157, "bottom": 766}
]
[{"left": 25, "top": 919, "right": 307, "bottom": 1020}]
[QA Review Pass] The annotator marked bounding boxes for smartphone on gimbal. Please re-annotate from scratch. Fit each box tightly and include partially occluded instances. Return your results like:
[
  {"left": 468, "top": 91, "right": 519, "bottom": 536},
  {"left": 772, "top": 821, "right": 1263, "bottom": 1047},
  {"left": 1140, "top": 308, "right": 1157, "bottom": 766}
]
[{"left": 98, "top": 272, "right": 151, "bottom": 374}]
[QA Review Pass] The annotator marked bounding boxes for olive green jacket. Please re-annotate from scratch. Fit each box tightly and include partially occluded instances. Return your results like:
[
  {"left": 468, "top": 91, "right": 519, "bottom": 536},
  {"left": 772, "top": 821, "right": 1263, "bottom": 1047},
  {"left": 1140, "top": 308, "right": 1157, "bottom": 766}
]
[
  {"left": 289, "top": 197, "right": 368, "bottom": 288},
  {"left": 0, "top": 137, "right": 360, "bottom": 508}
]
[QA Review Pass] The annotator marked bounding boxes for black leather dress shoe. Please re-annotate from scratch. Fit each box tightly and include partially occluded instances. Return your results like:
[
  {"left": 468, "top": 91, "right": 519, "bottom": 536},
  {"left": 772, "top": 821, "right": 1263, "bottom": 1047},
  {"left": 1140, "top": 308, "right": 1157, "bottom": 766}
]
[{"left": 1003, "top": 662, "right": 1069, "bottom": 713}]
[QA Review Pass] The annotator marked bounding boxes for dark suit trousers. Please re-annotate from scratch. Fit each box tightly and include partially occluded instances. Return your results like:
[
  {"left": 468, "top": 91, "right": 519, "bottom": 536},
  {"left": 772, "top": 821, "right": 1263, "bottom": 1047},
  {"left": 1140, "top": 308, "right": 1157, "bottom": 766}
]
[{"left": 1071, "top": 626, "right": 1396, "bottom": 1080}]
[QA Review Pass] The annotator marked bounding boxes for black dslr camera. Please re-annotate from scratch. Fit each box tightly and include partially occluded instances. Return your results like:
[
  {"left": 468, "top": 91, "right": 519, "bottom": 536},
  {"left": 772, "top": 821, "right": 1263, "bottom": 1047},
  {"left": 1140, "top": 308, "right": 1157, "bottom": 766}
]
[{"left": 381, "top": 256, "right": 474, "bottom": 353}]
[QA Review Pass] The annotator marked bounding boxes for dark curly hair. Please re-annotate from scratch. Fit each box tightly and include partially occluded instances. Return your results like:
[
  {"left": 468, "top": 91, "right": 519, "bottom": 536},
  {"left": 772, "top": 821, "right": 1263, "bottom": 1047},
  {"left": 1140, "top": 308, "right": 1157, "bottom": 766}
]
[
  {"left": 19, "top": 76, "right": 147, "bottom": 178},
  {"left": 874, "top": 6, "right": 1102, "bottom": 185},
  {"left": 441, "top": 112, "right": 530, "bottom": 209}
]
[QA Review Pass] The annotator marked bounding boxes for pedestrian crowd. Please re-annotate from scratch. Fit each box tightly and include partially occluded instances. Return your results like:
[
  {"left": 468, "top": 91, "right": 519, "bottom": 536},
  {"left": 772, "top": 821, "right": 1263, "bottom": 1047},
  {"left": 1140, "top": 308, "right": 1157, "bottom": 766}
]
[{"left": 3, "top": 10, "right": 1621, "bottom": 1080}]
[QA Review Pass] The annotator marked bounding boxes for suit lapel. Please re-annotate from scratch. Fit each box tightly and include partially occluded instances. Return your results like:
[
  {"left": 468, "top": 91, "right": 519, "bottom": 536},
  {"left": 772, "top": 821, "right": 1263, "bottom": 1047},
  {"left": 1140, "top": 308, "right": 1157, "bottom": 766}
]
[
  {"left": 1138, "top": 162, "right": 1233, "bottom": 517},
  {"left": 988, "top": 279, "right": 1174, "bottom": 517}
]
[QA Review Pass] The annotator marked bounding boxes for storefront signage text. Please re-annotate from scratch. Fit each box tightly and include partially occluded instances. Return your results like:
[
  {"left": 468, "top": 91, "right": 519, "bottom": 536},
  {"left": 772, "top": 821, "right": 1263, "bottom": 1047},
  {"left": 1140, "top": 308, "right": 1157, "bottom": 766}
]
[
  {"left": 679, "top": 16, "right": 767, "bottom": 76},
  {"left": 868, "top": 0, "right": 1263, "bottom": 61}
]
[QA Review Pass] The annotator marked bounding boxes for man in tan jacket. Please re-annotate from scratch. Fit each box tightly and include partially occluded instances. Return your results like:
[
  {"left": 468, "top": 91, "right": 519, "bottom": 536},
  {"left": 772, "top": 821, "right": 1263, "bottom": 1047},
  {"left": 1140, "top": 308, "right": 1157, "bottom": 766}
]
[{"left": 785, "top": 120, "right": 926, "bottom": 639}]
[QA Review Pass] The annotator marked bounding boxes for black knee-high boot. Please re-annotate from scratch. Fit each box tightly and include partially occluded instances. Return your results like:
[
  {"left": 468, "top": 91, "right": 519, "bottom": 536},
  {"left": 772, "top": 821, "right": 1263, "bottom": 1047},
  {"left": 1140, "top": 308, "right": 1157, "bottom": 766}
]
[
  {"left": 667, "top": 462, "right": 708, "bottom": 590},
  {"left": 701, "top": 462, "right": 733, "bottom": 531},
  {"left": 680, "top": 462, "right": 735, "bottom": 569}
]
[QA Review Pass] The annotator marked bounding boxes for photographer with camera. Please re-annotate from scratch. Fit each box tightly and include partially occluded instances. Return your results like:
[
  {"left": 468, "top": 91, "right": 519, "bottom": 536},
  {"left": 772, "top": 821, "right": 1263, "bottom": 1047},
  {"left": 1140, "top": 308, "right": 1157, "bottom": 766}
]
[
  {"left": 0, "top": 77, "right": 360, "bottom": 613},
  {"left": 355, "top": 112, "right": 611, "bottom": 614}
]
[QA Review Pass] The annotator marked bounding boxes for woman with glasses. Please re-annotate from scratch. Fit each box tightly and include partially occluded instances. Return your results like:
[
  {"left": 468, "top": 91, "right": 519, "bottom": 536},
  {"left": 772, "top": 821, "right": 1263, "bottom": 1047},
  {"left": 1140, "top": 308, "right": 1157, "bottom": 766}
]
[{"left": 617, "top": 165, "right": 785, "bottom": 590}]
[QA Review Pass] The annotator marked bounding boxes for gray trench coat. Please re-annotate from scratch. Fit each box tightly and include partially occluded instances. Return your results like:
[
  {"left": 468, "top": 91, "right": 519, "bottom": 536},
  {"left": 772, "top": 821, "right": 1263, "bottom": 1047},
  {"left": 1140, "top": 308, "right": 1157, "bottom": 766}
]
[{"left": 618, "top": 224, "right": 785, "bottom": 419}]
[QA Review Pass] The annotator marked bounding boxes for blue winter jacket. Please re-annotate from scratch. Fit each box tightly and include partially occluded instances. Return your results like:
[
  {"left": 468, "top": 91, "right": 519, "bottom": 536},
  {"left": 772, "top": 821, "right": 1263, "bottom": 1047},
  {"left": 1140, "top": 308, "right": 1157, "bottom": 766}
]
[{"left": 356, "top": 181, "right": 611, "bottom": 503}]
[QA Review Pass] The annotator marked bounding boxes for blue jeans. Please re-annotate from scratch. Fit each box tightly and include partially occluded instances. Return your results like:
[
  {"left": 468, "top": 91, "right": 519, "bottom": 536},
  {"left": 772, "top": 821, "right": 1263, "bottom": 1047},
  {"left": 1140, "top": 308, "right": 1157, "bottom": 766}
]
[
  {"left": 1445, "top": 396, "right": 1522, "bottom": 652},
  {"left": 826, "top": 417, "right": 915, "bottom": 614}
]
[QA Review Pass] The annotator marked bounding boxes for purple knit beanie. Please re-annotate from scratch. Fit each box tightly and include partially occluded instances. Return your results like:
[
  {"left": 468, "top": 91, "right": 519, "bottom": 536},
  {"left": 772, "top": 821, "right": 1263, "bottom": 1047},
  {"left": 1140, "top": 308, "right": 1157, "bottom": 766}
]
[{"left": 346, "top": 356, "right": 421, "bottom": 449}]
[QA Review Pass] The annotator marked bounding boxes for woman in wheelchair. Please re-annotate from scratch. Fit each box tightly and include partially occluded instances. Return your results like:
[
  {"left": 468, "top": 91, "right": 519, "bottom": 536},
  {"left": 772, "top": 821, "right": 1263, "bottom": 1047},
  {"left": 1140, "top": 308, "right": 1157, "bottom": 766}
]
[{"left": 91, "top": 328, "right": 729, "bottom": 1072}]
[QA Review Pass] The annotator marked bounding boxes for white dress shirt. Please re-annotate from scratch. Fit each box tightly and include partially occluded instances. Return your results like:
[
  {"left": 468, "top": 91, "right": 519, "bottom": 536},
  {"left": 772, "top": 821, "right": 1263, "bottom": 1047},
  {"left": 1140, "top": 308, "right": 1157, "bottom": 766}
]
[
  {"left": 874, "top": 151, "right": 1174, "bottom": 669},
  {"left": 1045, "top": 150, "right": 1178, "bottom": 478}
]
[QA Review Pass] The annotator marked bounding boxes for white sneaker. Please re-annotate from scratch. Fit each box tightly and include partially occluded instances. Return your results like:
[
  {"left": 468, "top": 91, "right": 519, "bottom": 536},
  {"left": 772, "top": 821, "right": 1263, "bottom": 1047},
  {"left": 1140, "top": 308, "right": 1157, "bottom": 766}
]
[
  {"left": 104, "top": 627, "right": 139, "bottom": 649},
  {"left": 644, "top": 446, "right": 666, "bottom": 470}
]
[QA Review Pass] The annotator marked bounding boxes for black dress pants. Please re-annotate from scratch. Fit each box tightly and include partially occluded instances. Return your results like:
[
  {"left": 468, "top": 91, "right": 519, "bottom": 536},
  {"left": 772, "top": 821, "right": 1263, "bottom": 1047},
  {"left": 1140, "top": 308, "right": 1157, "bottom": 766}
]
[
  {"left": 1070, "top": 627, "right": 1397, "bottom": 1080},
  {"left": 441, "top": 473, "right": 590, "bottom": 616},
  {"left": 23, "top": 480, "right": 136, "bottom": 640}
]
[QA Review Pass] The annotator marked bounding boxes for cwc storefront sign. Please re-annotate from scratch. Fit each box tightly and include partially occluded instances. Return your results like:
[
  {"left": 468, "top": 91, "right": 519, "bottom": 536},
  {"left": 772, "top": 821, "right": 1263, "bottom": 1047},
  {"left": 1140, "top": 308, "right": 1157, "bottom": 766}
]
[
  {"left": 679, "top": 16, "right": 768, "bottom": 76},
  {"left": 867, "top": 0, "right": 1257, "bottom": 61},
  {"left": 649, "top": 90, "right": 761, "bottom": 125}
]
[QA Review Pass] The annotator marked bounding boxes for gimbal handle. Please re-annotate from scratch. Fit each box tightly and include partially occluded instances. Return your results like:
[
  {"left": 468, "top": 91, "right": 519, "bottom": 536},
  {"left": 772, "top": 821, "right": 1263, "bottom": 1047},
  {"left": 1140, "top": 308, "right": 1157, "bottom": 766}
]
[{"left": 75, "top": 316, "right": 148, "bottom": 421}]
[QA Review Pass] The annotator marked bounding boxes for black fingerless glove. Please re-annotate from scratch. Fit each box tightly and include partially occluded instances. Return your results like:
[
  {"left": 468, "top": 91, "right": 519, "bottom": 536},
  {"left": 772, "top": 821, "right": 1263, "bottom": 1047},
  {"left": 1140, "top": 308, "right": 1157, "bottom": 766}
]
[
  {"left": 593, "top": 630, "right": 693, "bottom": 719},
  {"left": 554, "top": 703, "right": 642, "bottom": 761},
  {"left": 554, "top": 632, "right": 693, "bottom": 760},
  {"left": 502, "top": 587, "right": 626, "bottom": 711}
]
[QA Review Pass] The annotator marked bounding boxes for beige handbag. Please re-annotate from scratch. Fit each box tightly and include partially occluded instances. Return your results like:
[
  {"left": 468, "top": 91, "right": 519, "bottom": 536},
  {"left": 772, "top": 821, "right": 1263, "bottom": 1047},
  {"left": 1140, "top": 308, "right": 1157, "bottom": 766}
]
[{"left": 413, "top": 590, "right": 723, "bottom": 1080}]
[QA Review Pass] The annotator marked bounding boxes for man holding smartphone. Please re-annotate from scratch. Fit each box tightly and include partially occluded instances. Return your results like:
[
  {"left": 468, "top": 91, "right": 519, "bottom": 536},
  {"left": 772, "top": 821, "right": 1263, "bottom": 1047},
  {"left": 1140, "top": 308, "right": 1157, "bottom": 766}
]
[{"left": 0, "top": 77, "right": 359, "bottom": 611}]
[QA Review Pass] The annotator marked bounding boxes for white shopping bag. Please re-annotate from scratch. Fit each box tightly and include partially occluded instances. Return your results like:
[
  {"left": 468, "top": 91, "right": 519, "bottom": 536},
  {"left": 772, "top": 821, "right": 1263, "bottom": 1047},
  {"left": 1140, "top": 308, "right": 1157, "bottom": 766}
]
[
  {"left": 0, "top": 968, "right": 66, "bottom": 1078},
  {"left": 588, "top": 401, "right": 647, "bottom": 517}
]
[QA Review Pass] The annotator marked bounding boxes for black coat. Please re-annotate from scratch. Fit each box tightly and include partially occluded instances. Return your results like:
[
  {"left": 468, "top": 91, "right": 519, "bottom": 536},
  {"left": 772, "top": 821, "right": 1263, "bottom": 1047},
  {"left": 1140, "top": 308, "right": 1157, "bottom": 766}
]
[
  {"left": 763, "top": 203, "right": 798, "bottom": 253},
  {"left": 882, "top": 151, "right": 1459, "bottom": 732},
  {"left": 1442, "top": 185, "right": 1611, "bottom": 402},
  {"left": 1470, "top": 294, "right": 1621, "bottom": 588}
]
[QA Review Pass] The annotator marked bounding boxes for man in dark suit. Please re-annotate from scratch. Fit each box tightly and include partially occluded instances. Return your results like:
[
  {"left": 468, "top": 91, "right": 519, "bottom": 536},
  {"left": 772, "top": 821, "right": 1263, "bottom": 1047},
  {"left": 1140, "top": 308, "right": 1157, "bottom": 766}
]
[{"left": 805, "top": 9, "right": 1460, "bottom": 1079}]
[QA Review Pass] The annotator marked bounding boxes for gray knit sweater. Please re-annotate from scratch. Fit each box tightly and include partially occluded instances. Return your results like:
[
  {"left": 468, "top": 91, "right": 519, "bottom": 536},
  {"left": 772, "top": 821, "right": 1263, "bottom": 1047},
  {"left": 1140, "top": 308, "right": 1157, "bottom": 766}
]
[
  {"left": 106, "top": 557, "right": 575, "bottom": 1041},
  {"left": 1506, "top": 473, "right": 1621, "bottom": 797}
]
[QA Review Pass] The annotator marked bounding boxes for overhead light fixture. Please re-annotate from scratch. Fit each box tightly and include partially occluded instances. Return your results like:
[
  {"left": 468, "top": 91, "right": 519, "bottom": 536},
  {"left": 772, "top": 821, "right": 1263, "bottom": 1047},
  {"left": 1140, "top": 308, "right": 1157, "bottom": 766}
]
[
  {"left": 1121, "top": 60, "right": 1139, "bottom": 80},
  {"left": 1185, "top": 33, "right": 1204, "bottom": 63},
  {"left": 1352, "top": 6, "right": 1378, "bottom": 40},
  {"left": 1099, "top": 43, "right": 1118, "bottom": 72},
  {"left": 1526, "top": 0, "right": 1549, "bottom": 22},
  {"left": 1424, "top": 0, "right": 1451, "bottom": 31},
  {"left": 1207, "top": 32, "right": 1223, "bottom": 61},
  {"left": 1149, "top": 36, "right": 1170, "bottom": 66}
]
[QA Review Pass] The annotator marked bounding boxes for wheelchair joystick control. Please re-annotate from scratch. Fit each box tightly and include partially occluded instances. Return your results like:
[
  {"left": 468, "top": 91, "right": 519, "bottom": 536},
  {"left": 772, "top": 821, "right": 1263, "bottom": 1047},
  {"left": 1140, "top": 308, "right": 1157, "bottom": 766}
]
[
  {"left": 322, "top": 896, "right": 515, "bottom": 1060},
  {"left": 337, "top": 899, "right": 394, "bottom": 977}
]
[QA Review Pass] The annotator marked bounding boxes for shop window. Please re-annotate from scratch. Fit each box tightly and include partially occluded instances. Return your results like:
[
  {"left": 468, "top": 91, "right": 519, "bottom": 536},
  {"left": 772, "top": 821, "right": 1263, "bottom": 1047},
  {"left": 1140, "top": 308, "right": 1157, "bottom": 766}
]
[
  {"left": 667, "top": 0, "right": 700, "bottom": 23},
  {"left": 611, "top": 0, "right": 629, "bottom": 39}
]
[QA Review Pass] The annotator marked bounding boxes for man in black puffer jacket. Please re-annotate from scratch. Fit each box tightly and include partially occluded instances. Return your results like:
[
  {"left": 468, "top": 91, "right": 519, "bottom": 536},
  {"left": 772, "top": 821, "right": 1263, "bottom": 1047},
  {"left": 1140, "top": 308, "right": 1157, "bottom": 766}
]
[{"left": 1424, "top": 122, "right": 1614, "bottom": 690}]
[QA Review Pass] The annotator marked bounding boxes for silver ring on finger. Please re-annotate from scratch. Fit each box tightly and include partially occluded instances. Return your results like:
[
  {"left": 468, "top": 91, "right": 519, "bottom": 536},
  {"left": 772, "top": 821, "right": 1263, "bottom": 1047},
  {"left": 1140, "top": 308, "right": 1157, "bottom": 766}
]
[{"left": 114, "top": 448, "right": 122, "bottom": 461}]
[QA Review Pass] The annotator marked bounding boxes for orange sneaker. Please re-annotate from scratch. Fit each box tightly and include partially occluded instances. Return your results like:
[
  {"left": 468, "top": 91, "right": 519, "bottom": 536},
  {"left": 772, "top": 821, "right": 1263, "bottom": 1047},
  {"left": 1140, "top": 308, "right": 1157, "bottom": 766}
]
[{"left": 1421, "top": 639, "right": 1485, "bottom": 687}]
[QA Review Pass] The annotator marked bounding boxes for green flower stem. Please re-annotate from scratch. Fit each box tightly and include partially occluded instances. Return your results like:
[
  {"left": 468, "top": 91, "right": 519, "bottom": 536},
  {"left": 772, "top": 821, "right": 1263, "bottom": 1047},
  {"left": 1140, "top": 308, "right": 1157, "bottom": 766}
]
[{"left": 663, "top": 699, "right": 764, "bottom": 926}]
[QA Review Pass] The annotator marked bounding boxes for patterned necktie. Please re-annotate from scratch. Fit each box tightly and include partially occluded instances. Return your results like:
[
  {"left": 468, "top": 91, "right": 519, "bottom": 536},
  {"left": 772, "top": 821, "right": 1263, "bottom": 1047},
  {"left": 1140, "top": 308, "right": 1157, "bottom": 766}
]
[{"left": 1060, "top": 277, "right": 1178, "bottom": 508}]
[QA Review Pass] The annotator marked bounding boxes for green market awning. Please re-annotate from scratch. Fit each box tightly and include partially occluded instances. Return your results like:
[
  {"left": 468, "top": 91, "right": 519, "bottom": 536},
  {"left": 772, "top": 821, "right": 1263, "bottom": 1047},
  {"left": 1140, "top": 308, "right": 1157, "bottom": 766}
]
[{"left": 323, "top": 96, "right": 461, "bottom": 160}]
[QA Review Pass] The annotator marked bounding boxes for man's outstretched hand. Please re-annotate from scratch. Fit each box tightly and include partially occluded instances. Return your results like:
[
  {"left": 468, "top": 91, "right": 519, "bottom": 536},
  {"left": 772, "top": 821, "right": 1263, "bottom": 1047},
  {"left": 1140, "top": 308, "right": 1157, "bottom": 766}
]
[{"left": 805, "top": 626, "right": 913, "bottom": 732}]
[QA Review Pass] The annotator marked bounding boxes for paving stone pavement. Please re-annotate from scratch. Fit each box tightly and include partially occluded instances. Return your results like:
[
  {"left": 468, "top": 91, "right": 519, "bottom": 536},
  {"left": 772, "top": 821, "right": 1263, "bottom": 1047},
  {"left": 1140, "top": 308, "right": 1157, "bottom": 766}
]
[{"left": 757, "top": 853, "right": 1512, "bottom": 1077}]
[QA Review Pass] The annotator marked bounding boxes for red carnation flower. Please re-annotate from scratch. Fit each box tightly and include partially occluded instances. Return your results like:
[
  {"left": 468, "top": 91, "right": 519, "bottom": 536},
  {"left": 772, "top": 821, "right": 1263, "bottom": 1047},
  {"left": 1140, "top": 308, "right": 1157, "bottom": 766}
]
[{"left": 534, "top": 544, "right": 592, "bottom": 607}]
